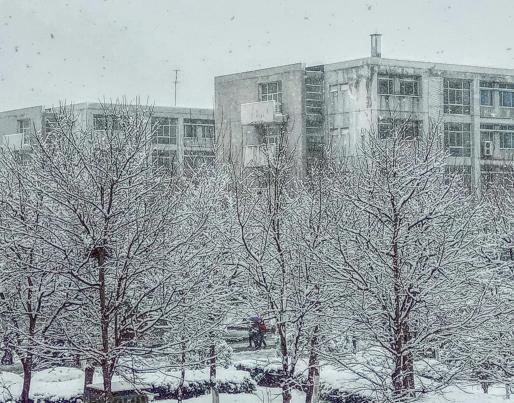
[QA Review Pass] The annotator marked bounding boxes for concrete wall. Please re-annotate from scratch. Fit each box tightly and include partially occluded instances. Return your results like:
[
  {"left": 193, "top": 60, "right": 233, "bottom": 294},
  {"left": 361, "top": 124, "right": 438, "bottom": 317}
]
[
  {"left": 323, "top": 57, "right": 514, "bottom": 189},
  {"left": 0, "top": 103, "right": 214, "bottom": 173},
  {"left": 0, "top": 106, "right": 44, "bottom": 138},
  {"left": 215, "top": 63, "right": 306, "bottom": 166},
  {"left": 324, "top": 64, "right": 374, "bottom": 156}
]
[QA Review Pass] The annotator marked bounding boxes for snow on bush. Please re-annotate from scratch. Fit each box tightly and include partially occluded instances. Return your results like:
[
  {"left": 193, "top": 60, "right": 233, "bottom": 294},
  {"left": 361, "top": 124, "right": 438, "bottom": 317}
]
[
  {"left": 235, "top": 359, "right": 373, "bottom": 403},
  {"left": 0, "top": 372, "right": 22, "bottom": 402},
  {"left": 0, "top": 366, "right": 255, "bottom": 403},
  {"left": 139, "top": 366, "right": 256, "bottom": 399}
]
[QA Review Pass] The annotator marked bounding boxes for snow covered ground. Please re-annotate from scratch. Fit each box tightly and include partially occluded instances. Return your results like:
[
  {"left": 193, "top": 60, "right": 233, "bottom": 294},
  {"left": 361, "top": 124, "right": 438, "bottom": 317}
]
[
  {"left": 420, "top": 384, "right": 510, "bottom": 403},
  {"left": 0, "top": 366, "right": 255, "bottom": 402},
  {"left": 160, "top": 387, "right": 306, "bottom": 403},
  {"left": 133, "top": 385, "right": 513, "bottom": 403},
  {"left": 0, "top": 364, "right": 511, "bottom": 403},
  {"left": 149, "top": 384, "right": 514, "bottom": 403}
]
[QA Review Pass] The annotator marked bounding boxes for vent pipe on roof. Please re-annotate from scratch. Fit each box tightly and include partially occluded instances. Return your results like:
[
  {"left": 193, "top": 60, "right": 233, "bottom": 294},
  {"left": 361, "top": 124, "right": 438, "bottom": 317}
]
[{"left": 370, "top": 34, "right": 382, "bottom": 58}]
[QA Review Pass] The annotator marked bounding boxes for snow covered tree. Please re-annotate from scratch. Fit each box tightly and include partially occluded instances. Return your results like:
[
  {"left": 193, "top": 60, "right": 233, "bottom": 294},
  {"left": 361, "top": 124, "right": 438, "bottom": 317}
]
[
  {"left": 320, "top": 121, "right": 487, "bottom": 401},
  {"left": 231, "top": 123, "right": 325, "bottom": 403},
  {"left": 468, "top": 174, "right": 514, "bottom": 398},
  {"left": 157, "top": 166, "right": 236, "bottom": 403},
  {"left": 16, "top": 102, "right": 229, "bottom": 398},
  {"left": 0, "top": 144, "right": 73, "bottom": 403}
]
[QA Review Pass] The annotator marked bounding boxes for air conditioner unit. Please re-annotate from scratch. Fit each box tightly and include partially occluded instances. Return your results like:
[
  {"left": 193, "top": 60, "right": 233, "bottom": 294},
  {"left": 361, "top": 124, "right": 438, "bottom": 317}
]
[{"left": 483, "top": 141, "right": 493, "bottom": 156}]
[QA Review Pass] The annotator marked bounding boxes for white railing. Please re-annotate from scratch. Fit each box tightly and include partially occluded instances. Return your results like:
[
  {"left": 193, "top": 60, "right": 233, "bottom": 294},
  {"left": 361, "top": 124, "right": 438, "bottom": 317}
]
[
  {"left": 241, "top": 101, "right": 283, "bottom": 125},
  {"left": 1, "top": 133, "right": 25, "bottom": 149},
  {"left": 243, "top": 143, "right": 277, "bottom": 167}
]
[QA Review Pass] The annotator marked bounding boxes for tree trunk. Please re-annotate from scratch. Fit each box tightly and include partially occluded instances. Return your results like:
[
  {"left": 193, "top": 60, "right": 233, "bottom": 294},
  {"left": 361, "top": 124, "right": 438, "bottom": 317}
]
[
  {"left": 209, "top": 343, "right": 219, "bottom": 403},
  {"left": 277, "top": 322, "right": 292, "bottom": 403},
  {"left": 177, "top": 342, "right": 186, "bottom": 403},
  {"left": 391, "top": 321, "right": 415, "bottom": 401},
  {"left": 83, "top": 360, "right": 95, "bottom": 394},
  {"left": 73, "top": 354, "right": 81, "bottom": 368},
  {"left": 20, "top": 354, "right": 33, "bottom": 403},
  {"left": 391, "top": 211, "right": 415, "bottom": 401},
  {"left": 306, "top": 285, "right": 321, "bottom": 403},
  {"left": 96, "top": 246, "right": 112, "bottom": 399},
  {"left": 1, "top": 334, "right": 13, "bottom": 365},
  {"left": 506, "top": 383, "right": 511, "bottom": 399},
  {"left": 305, "top": 324, "right": 320, "bottom": 403}
]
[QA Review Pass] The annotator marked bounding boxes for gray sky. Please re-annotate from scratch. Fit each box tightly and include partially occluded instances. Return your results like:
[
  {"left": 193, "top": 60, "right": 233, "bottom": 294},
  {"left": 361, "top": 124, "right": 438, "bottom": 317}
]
[{"left": 1, "top": 0, "right": 513, "bottom": 111}]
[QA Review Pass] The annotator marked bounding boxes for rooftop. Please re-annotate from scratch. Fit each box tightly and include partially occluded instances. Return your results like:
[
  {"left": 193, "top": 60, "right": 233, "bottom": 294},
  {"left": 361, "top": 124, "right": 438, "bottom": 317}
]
[{"left": 215, "top": 57, "right": 514, "bottom": 81}]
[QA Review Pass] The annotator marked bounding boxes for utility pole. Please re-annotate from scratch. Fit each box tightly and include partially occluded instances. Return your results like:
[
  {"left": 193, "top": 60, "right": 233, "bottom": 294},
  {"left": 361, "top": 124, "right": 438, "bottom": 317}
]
[{"left": 173, "top": 69, "right": 180, "bottom": 106}]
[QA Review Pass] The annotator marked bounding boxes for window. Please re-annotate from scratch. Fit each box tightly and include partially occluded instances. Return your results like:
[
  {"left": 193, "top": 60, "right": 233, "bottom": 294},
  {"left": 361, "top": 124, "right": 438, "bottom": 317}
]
[
  {"left": 93, "top": 114, "right": 123, "bottom": 131},
  {"left": 378, "top": 119, "right": 392, "bottom": 138},
  {"left": 151, "top": 149, "right": 176, "bottom": 172},
  {"left": 17, "top": 119, "right": 30, "bottom": 134},
  {"left": 184, "top": 150, "right": 215, "bottom": 169},
  {"left": 378, "top": 119, "right": 421, "bottom": 139},
  {"left": 399, "top": 78, "right": 419, "bottom": 96},
  {"left": 444, "top": 122, "right": 471, "bottom": 156},
  {"left": 402, "top": 120, "right": 421, "bottom": 139},
  {"left": 482, "top": 164, "right": 514, "bottom": 190},
  {"left": 329, "top": 85, "right": 338, "bottom": 106},
  {"left": 500, "top": 84, "right": 514, "bottom": 108},
  {"left": 480, "top": 90, "right": 493, "bottom": 106},
  {"left": 43, "top": 116, "right": 58, "bottom": 143},
  {"left": 480, "top": 81, "right": 495, "bottom": 88},
  {"left": 151, "top": 117, "right": 177, "bottom": 145},
  {"left": 259, "top": 81, "right": 282, "bottom": 107},
  {"left": 443, "top": 79, "right": 471, "bottom": 114},
  {"left": 93, "top": 114, "right": 105, "bottom": 130},
  {"left": 307, "top": 131, "right": 325, "bottom": 156},
  {"left": 17, "top": 119, "right": 31, "bottom": 145},
  {"left": 183, "top": 119, "right": 215, "bottom": 147},
  {"left": 445, "top": 165, "right": 472, "bottom": 188},
  {"left": 500, "top": 132, "right": 514, "bottom": 149},
  {"left": 378, "top": 77, "right": 393, "bottom": 95}
]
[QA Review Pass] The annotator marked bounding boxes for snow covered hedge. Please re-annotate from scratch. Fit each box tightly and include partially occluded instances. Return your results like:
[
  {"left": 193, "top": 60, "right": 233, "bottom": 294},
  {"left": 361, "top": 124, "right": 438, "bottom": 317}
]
[
  {"left": 0, "top": 366, "right": 256, "bottom": 403},
  {"left": 141, "top": 366, "right": 256, "bottom": 399},
  {"left": 235, "top": 361, "right": 373, "bottom": 403}
]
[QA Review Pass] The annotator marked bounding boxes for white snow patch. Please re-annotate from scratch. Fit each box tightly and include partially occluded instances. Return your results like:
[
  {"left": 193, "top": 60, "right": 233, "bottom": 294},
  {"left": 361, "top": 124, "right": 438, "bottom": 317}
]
[{"left": 158, "top": 386, "right": 305, "bottom": 402}]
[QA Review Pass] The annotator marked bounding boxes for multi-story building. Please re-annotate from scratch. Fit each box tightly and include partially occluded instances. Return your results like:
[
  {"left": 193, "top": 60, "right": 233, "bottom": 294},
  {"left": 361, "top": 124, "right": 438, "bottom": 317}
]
[
  {"left": 0, "top": 103, "right": 215, "bottom": 172},
  {"left": 215, "top": 35, "right": 514, "bottom": 189}
]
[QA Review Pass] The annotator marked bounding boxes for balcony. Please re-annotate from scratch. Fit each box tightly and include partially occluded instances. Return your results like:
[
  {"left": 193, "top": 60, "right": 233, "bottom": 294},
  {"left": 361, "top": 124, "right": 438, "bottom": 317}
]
[
  {"left": 240, "top": 101, "right": 285, "bottom": 125},
  {"left": 1, "top": 133, "right": 30, "bottom": 150},
  {"left": 243, "top": 144, "right": 277, "bottom": 167}
]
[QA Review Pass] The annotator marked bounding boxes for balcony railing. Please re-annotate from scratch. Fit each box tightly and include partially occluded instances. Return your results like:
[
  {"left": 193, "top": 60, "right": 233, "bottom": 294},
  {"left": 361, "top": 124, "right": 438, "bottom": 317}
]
[
  {"left": 243, "top": 144, "right": 277, "bottom": 167},
  {"left": 2, "top": 133, "right": 29, "bottom": 150},
  {"left": 241, "top": 101, "right": 285, "bottom": 125}
]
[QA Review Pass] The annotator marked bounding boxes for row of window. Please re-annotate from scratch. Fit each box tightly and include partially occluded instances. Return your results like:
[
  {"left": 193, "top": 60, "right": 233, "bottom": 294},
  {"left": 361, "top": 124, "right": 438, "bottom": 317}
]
[
  {"left": 378, "top": 119, "right": 421, "bottom": 139},
  {"left": 151, "top": 149, "right": 215, "bottom": 171},
  {"left": 378, "top": 76, "right": 514, "bottom": 113},
  {"left": 92, "top": 115, "right": 215, "bottom": 146},
  {"left": 18, "top": 117, "right": 59, "bottom": 145},
  {"left": 445, "top": 123, "right": 514, "bottom": 157},
  {"left": 443, "top": 164, "right": 514, "bottom": 190},
  {"left": 480, "top": 81, "right": 514, "bottom": 108},
  {"left": 378, "top": 76, "right": 420, "bottom": 96},
  {"left": 376, "top": 120, "right": 514, "bottom": 156},
  {"left": 260, "top": 77, "right": 514, "bottom": 118},
  {"left": 481, "top": 124, "right": 514, "bottom": 150},
  {"left": 16, "top": 116, "right": 215, "bottom": 148}
]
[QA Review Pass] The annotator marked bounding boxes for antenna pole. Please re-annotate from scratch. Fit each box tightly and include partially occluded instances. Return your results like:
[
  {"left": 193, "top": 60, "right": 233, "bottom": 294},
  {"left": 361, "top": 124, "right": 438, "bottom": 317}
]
[{"left": 173, "top": 69, "right": 180, "bottom": 106}]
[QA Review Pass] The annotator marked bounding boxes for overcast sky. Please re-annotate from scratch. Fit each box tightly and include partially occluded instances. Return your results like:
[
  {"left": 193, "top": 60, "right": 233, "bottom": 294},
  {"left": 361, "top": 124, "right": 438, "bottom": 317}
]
[{"left": 0, "top": 0, "right": 513, "bottom": 111}]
